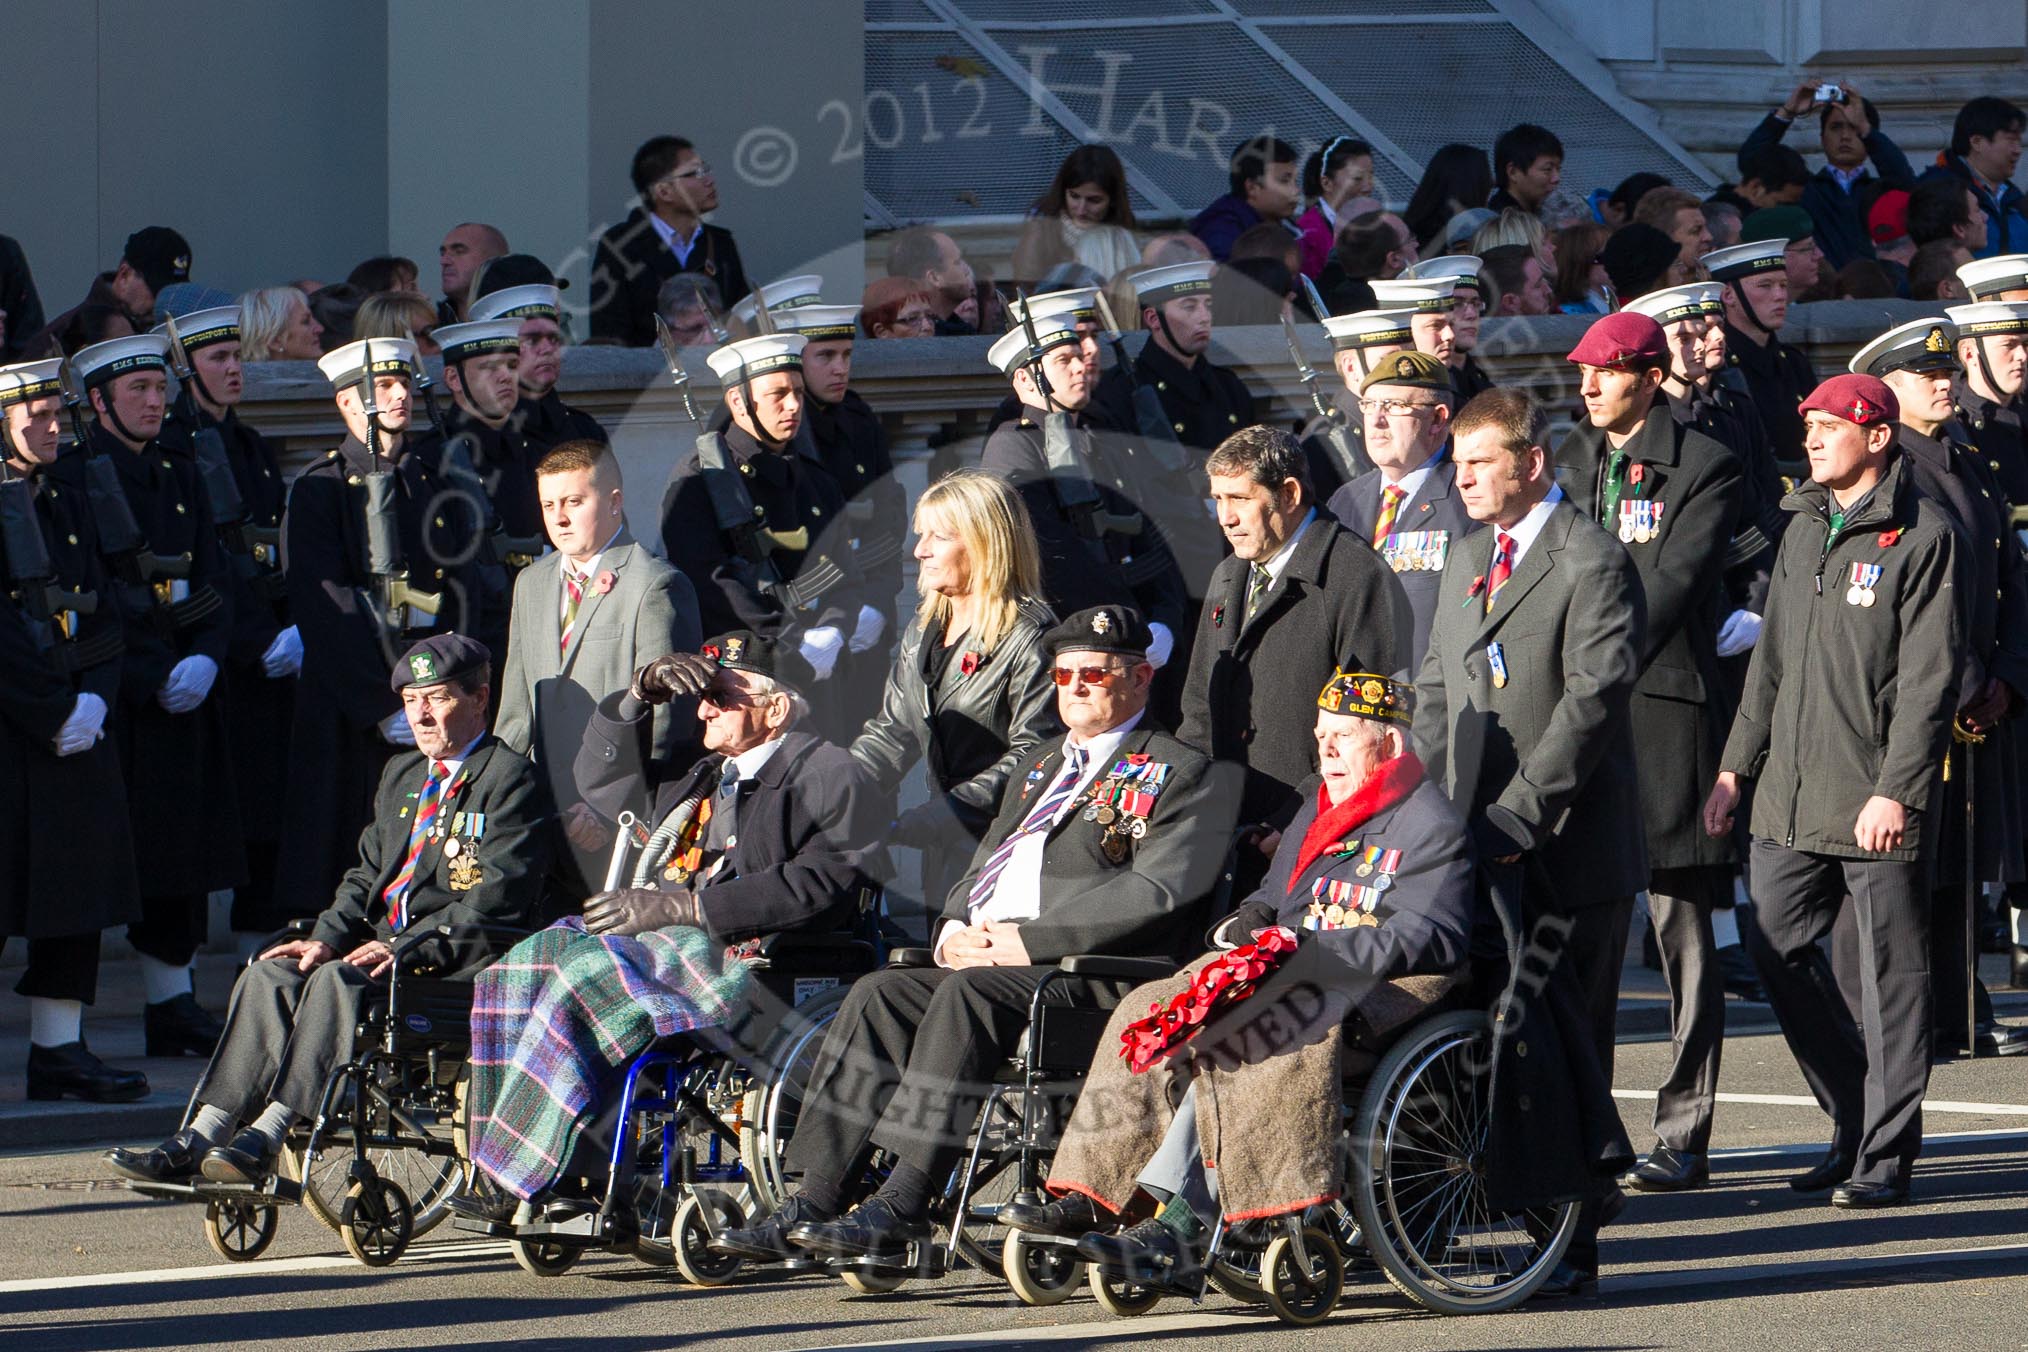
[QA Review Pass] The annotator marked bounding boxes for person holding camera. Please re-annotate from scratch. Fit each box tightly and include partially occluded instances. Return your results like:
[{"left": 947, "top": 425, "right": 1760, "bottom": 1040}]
[{"left": 1738, "top": 79, "right": 1916, "bottom": 271}]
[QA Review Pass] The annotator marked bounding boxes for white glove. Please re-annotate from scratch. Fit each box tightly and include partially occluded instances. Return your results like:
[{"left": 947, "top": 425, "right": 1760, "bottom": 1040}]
[
  {"left": 260, "top": 625, "right": 304, "bottom": 679},
  {"left": 1715, "top": 609, "right": 1763, "bottom": 658},
  {"left": 848, "top": 604, "right": 886, "bottom": 654},
  {"left": 799, "top": 626, "right": 845, "bottom": 681},
  {"left": 52, "top": 692, "right": 108, "bottom": 757},
  {"left": 156, "top": 655, "right": 219, "bottom": 714},
  {"left": 1145, "top": 621, "right": 1175, "bottom": 669},
  {"left": 380, "top": 710, "right": 418, "bottom": 746}
]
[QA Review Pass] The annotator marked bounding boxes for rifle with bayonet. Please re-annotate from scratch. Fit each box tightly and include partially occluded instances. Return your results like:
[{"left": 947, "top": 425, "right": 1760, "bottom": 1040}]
[
  {"left": 161, "top": 313, "right": 288, "bottom": 598},
  {"left": 57, "top": 360, "right": 195, "bottom": 602},
  {"left": 1016, "top": 290, "right": 1141, "bottom": 543},
  {"left": 0, "top": 453, "right": 101, "bottom": 663},
  {"left": 353, "top": 343, "right": 442, "bottom": 640},
  {"left": 1281, "top": 306, "right": 1369, "bottom": 483},
  {"left": 1091, "top": 290, "right": 1189, "bottom": 475}
]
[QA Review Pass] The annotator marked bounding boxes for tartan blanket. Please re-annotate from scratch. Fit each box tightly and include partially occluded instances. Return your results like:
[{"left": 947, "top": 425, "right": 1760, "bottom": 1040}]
[{"left": 467, "top": 918, "right": 753, "bottom": 1200}]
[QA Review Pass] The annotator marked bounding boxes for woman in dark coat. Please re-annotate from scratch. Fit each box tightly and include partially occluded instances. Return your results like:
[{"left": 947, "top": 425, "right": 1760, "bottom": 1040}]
[{"left": 849, "top": 470, "right": 1060, "bottom": 918}]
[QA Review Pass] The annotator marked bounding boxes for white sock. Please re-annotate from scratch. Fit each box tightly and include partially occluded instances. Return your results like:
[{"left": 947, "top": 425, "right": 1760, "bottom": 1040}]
[
  {"left": 1711, "top": 908, "right": 1741, "bottom": 949},
  {"left": 248, "top": 1102, "right": 299, "bottom": 1151},
  {"left": 28, "top": 997, "right": 82, "bottom": 1048},
  {"left": 188, "top": 1103, "right": 236, "bottom": 1147},
  {"left": 140, "top": 955, "right": 193, "bottom": 1004}
]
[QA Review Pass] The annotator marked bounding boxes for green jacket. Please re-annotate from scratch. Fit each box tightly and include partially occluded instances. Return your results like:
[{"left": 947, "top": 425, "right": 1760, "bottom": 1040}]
[{"left": 1721, "top": 456, "right": 1963, "bottom": 859}]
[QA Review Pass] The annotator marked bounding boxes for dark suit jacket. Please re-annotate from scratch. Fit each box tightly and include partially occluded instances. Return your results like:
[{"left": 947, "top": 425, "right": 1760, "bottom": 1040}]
[
  {"left": 941, "top": 725, "right": 1240, "bottom": 963},
  {"left": 1326, "top": 454, "right": 1481, "bottom": 667},
  {"left": 590, "top": 208, "right": 750, "bottom": 346},
  {"left": 311, "top": 735, "right": 551, "bottom": 954},
  {"left": 1413, "top": 498, "right": 1648, "bottom": 911},
  {"left": 1179, "top": 517, "right": 1412, "bottom": 828}
]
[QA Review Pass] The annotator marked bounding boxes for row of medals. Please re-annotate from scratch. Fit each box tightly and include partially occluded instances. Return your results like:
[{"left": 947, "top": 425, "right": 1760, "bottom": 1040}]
[{"left": 1084, "top": 799, "right": 1147, "bottom": 863}]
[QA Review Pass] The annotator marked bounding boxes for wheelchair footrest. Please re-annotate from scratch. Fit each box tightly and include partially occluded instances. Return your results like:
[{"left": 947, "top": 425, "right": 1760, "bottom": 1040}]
[{"left": 121, "top": 1177, "right": 299, "bottom": 1207}]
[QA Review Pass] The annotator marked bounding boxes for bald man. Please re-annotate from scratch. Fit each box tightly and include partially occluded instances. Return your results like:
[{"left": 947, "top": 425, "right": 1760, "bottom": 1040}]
[{"left": 438, "top": 223, "right": 509, "bottom": 325}]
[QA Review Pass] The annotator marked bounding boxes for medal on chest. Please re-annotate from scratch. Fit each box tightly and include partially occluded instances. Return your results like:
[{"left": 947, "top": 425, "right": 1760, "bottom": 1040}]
[
  {"left": 1382, "top": 529, "right": 1450, "bottom": 573},
  {"left": 1083, "top": 755, "right": 1169, "bottom": 862},
  {"left": 1845, "top": 561, "right": 1882, "bottom": 608},
  {"left": 1617, "top": 498, "right": 1665, "bottom": 544}
]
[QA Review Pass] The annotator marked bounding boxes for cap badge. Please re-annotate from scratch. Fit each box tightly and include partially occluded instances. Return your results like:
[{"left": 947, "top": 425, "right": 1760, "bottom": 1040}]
[
  {"left": 1394, "top": 354, "right": 1418, "bottom": 379},
  {"left": 1092, "top": 611, "right": 1113, "bottom": 635},
  {"left": 1925, "top": 327, "right": 1950, "bottom": 353},
  {"left": 1359, "top": 678, "right": 1386, "bottom": 703},
  {"left": 724, "top": 636, "right": 746, "bottom": 661},
  {"left": 409, "top": 653, "right": 437, "bottom": 682},
  {"left": 1850, "top": 397, "right": 1875, "bottom": 423}
]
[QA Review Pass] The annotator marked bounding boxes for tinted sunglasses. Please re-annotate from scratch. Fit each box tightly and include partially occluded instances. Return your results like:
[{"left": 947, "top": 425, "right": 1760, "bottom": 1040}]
[{"left": 1052, "top": 664, "right": 1128, "bottom": 687}]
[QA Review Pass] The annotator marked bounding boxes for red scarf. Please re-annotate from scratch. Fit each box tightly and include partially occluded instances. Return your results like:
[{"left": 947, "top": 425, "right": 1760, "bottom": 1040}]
[{"left": 1286, "top": 751, "right": 1425, "bottom": 892}]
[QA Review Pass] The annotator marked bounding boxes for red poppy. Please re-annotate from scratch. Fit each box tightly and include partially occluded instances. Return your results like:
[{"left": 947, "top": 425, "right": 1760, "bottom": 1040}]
[
  {"left": 1878, "top": 529, "right": 1901, "bottom": 548},
  {"left": 1117, "top": 927, "right": 1300, "bottom": 1073},
  {"left": 959, "top": 650, "right": 981, "bottom": 676}
]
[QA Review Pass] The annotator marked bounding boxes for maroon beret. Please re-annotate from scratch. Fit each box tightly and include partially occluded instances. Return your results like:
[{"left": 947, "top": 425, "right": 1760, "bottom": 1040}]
[
  {"left": 1798, "top": 373, "right": 1899, "bottom": 428},
  {"left": 1567, "top": 311, "right": 1668, "bottom": 370}
]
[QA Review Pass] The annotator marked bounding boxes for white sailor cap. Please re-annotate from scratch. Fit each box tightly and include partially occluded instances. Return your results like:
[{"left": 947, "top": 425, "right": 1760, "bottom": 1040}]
[
  {"left": 1848, "top": 318, "right": 1961, "bottom": 378},
  {"left": 1623, "top": 283, "right": 1725, "bottom": 327},
  {"left": 1370, "top": 278, "right": 1457, "bottom": 314},
  {"left": 155, "top": 305, "right": 241, "bottom": 351},
  {"left": 469, "top": 284, "right": 560, "bottom": 323},
  {"left": 1130, "top": 261, "right": 1216, "bottom": 303},
  {"left": 1946, "top": 300, "right": 2028, "bottom": 338},
  {"left": 433, "top": 319, "right": 524, "bottom": 363},
  {"left": 1403, "top": 255, "right": 1484, "bottom": 292},
  {"left": 776, "top": 304, "right": 861, "bottom": 342},
  {"left": 987, "top": 313, "right": 1082, "bottom": 376},
  {"left": 317, "top": 337, "right": 419, "bottom": 390},
  {"left": 0, "top": 358, "right": 66, "bottom": 407},
  {"left": 1320, "top": 309, "right": 1414, "bottom": 352},
  {"left": 730, "top": 274, "right": 825, "bottom": 329},
  {"left": 1699, "top": 240, "right": 1787, "bottom": 281},
  {"left": 1004, "top": 288, "right": 1099, "bottom": 330},
  {"left": 71, "top": 334, "right": 173, "bottom": 388},
  {"left": 1956, "top": 254, "right": 2028, "bottom": 300},
  {"left": 705, "top": 333, "right": 808, "bottom": 382}
]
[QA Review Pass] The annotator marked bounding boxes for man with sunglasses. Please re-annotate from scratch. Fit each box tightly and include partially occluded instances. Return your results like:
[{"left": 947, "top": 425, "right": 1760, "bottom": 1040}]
[
  {"left": 591, "top": 135, "right": 752, "bottom": 346},
  {"left": 715, "top": 604, "right": 1239, "bottom": 1267}
]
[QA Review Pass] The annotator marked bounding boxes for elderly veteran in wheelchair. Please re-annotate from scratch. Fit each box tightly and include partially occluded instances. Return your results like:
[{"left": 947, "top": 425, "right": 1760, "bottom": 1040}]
[
  {"left": 108, "top": 634, "right": 552, "bottom": 1188},
  {"left": 1002, "top": 669, "right": 1476, "bottom": 1280},
  {"left": 448, "top": 629, "right": 883, "bottom": 1221}
]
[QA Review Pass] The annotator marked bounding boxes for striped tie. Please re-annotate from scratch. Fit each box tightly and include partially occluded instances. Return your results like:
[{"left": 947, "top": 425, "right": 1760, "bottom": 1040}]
[
  {"left": 1372, "top": 484, "right": 1405, "bottom": 549},
  {"left": 1485, "top": 530, "right": 1516, "bottom": 614},
  {"left": 1244, "top": 564, "right": 1271, "bottom": 623},
  {"left": 966, "top": 747, "right": 1088, "bottom": 918},
  {"left": 560, "top": 567, "right": 585, "bottom": 655},
  {"left": 383, "top": 760, "right": 449, "bottom": 931}
]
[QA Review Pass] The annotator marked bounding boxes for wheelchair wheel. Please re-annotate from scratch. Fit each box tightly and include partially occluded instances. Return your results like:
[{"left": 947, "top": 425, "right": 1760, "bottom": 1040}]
[
  {"left": 670, "top": 1193, "right": 746, "bottom": 1287},
  {"left": 508, "top": 1201, "right": 583, "bottom": 1278},
  {"left": 1001, "top": 1231, "right": 1082, "bottom": 1306},
  {"left": 1260, "top": 1225, "right": 1344, "bottom": 1327},
  {"left": 740, "top": 988, "right": 847, "bottom": 1212},
  {"left": 1205, "top": 1221, "right": 1269, "bottom": 1304},
  {"left": 1350, "top": 1010, "right": 1577, "bottom": 1315},
  {"left": 1088, "top": 1265, "right": 1164, "bottom": 1317},
  {"left": 838, "top": 1263, "right": 907, "bottom": 1295},
  {"left": 340, "top": 1177, "right": 414, "bottom": 1267},
  {"left": 301, "top": 1104, "right": 464, "bottom": 1240},
  {"left": 202, "top": 1199, "right": 277, "bottom": 1262}
]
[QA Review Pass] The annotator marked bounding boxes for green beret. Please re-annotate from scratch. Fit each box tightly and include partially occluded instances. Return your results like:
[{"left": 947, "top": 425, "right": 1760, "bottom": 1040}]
[
  {"left": 1741, "top": 205, "right": 1815, "bottom": 246},
  {"left": 1359, "top": 348, "right": 1452, "bottom": 396}
]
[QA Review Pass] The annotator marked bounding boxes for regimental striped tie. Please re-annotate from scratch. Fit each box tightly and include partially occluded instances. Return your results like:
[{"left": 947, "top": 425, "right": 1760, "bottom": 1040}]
[
  {"left": 966, "top": 747, "right": 1088, "bottom": 918},
  {"left": 1372, "top": 484, "right": 1405, "bottom": 549},
  {"left": 1485, "top": 530, "right": 1516, "bottom": 614},
  {"left": 383, "top": 760, "right": 448, "bottom": 931},
  {"left": 1244, "top": 564, "right": 1271, "bottom": 623},
  {"left": 560, "top": 567, "right": 585, "bottom": 656}
]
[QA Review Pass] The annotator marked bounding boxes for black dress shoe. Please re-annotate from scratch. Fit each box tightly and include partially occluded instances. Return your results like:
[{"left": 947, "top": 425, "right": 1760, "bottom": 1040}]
[
  {"left": 144, "top": 993, "right": 225, "bottom": 1058},
  {"left": 1831, "top": 1179, "right": 1910, "bottom": 1209},
  {"left": 1789, "top": 1145, "right": 1856, "bottom": 1193},
  {"left": 1531, "top": 1259, "right": 1599, "bottom": 1301},
  {"left": 106, "top": 1127, "right": 210, "bottom": 1184},
  {"left": 27, "top": 1042, "right": 149, "bottom": 1103},
  {"left": 201, "top": 1129, "right": 281, "bottom": 1186},
  {"left": 787, "top": 1197, "right": 929, "bottom": 1260},
  {"left": 444, "top": 1184, "right": 520, "bottom": 1227},
  {"left": 1000, "top": 1191, "right": 1106, "bottom": 1238},
  {"left": 712, "top": 1195, "right": 826, "bottom": 1261},
  {"left": 1974, "top": 1021, "right": 2028, "bottom": 1057},
  {"left": 1622, "top": 1145, "right": 1709, "bottom": 1193},
  {"left": 1076, "top": 1217, "right": 1200, "bottom": 1278}
]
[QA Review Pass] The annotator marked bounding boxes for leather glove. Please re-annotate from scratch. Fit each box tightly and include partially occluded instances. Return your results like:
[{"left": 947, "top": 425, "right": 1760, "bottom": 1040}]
[
  {"left": 581, "top": 886, "right": 702, "bottom": 938},
  {"left": 157, "top": 655, "right": 219, "bottom": 713},
  {"left": 631, "top": 651, "right": 719, "bottom": 705},
  {"left": 52, "top": 692, "right": 108, "bottom": 757},
  {"left": 848, "top": 604, "right": 886, "bottom": 654},
  {"left": 1715, "top": 609, "right": 1762, "bottom": 658},
  {"left": 1145, "top": 621, "right": 1175, "bottom": 669},
  {"left": 799, "top": 626, "right": 844, "bottom": 681},
  {"left": 380, "top": 710, "right": 417, "bottom": 746},
  {"left": 1209, "top": 898, "right": 1279, "bottom": 949},
  {"left": 260, "top": 625, "right": 304, "bottom": 678}
]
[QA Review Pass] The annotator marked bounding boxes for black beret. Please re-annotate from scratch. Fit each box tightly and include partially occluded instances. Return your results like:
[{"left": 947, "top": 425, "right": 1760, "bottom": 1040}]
[
  {"left": 701, "top": 630, "right": 797, "bottom": 692},
  {"left": 392, "top": 632, "right": 491, "bottom": 692},
  {"left": 1043, "top": 604, "right": 1153, "bottom": 660},
  {"left": 1599, "top": 223, "right": 1681, "bottom": 301}
]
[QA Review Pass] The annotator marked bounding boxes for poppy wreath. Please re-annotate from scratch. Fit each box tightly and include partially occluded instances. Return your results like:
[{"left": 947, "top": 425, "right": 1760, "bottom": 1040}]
[{"left": 1118, "top": 926, "right": 1300, "bottom": 1074}]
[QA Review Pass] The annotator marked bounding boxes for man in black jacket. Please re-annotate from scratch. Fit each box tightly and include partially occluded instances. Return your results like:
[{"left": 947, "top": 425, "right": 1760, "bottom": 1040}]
[
  {"left": 713, "top": 604, "right": 1239, "bottom": 1266},
  {"left": 1737, "top": 80, "right": 1915, "bottom": 270},
  {"left": 590, "top": 135, "right": 751, "bottom": 346},
  {"left": 1702, "top": 240, "right": 1816, "bottom": 465},
  {"left": 107, "top": 634, "right": 549, "bottom": 1187},
  {"left": 468, "top": 269, "right": 609, "bottom": 457}
]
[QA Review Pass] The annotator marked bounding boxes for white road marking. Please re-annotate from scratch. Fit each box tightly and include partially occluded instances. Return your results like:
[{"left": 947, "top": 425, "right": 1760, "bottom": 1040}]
[
  {"left": 1611, "top": 1088, "right": 2028, "bottom": 1116},
  {"left": 0, "top": 1237, "right": 509, "bottom": 1296}
]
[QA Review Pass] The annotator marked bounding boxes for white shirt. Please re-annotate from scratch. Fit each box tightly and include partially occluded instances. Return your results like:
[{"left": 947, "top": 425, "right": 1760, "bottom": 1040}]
[
  {"left": 1256, "top": 509, "right": 1317, "bottom": 586},
  {"left": 429, "top": 733, "right": 487, "bottom": 787},
  {"left": 1495, "top": 483, "right": 1564, "bottom": 569},
  {"left": 648, "top": 212, "right": 703, "bottom": 266},
  {"left": 1379, "top": 450, "right": 1441, "bottom": 502},
  {"left": 724, "top": 735, "right": 786, "bottom": 788},
  {"left": 933, "top": 710, "right": 1146, "bottom": 964}
]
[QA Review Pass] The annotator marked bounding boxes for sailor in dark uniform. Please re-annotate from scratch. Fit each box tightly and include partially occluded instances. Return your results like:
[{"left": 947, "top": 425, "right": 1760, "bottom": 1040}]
[
  {"left": 1405, "top": 255, "right": 1496, "bottom": 402},
  {"left": 1094, "top": 261, "right": 1255, "bottom": 457},
  {"left": 73, "top": 333, "right": 246, "bottom": 1055},
  {"left": 468, "top": 269, "right": 608, "bottom": 457},
  {"left": 987, "top": 288, "right": 1104, "bottom": 438},
  {"left": 1298, "top": 308, "right": 1414, "bottom": 503},
  {"left": 1702, "top": 240, "right": 1816, "bottom": 473}
]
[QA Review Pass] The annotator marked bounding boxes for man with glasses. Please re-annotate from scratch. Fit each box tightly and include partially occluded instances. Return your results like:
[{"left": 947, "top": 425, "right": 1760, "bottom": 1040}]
[
  {"left": 469, "top": 262, "right": 609, "bottom": 460},
  {"left": 1326, "top": 350, "right": 1479, "bottom": 665},
  {"left": 714, "top": 604, "right": 1239, "bottom": 1266},
  {"left": 592, "top": 134, "right": 751, "bottom": 346}
]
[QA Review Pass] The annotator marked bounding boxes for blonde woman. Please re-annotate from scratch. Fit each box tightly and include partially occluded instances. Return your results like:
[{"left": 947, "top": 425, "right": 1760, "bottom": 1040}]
[
  {"left": 850, "top": 470, "right": 1060, "bottom": 909},
  {"left": 353, "top": 290, "right": 442, "bottom": 358},
  {"left": 1470, "top": 207, "right": 1556, "bottom": 275},
  {"left": 236, "top": 286, "right": 323, "bottom": 362}
]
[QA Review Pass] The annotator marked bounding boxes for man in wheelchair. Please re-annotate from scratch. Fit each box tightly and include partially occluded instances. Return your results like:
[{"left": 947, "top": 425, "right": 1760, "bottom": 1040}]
[
  {"left": 449, "top": 629, "right": 883, "bottom": 1219},
  {"left": 1002, "top": 670, "right": 1475, "bottom": 1282},
  {"left": 108, "top": 634, "right": 551, "bottom": 1187},
  {"left": 712, "top": 603, "right": 1241, "bottom": 1267}
]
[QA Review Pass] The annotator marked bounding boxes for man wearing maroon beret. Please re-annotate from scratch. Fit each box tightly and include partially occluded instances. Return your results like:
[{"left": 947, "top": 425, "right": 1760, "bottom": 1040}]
[
  {"left": 1558, "top": 311, "right": 1747, "bottom": 1195},
  {"left": 1705, "top": 373, "right": 1963, "bottom": 1209}
]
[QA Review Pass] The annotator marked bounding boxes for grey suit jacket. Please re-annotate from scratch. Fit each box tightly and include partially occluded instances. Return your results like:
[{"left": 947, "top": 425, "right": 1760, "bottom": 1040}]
[
  {"left": 1412, "top": 497, "right": 1648, "bottom": 911},
  {"left": 494, "top": 529, "right": 702, "bottom": 804}
]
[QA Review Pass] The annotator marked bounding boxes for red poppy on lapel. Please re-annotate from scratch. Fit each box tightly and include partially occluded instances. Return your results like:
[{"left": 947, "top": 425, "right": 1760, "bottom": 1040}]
[
  {"left": 959, "top": 650, "right": 981, "bottom": 676},
  {"left": 593, "top": 569, "right": 616, "bottom": 595}
]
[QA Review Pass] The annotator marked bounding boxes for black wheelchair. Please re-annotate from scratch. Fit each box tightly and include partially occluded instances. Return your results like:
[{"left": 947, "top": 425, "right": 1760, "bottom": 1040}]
[{"left": 117, "top": 919, "right": 524, "bottom": 1267}]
